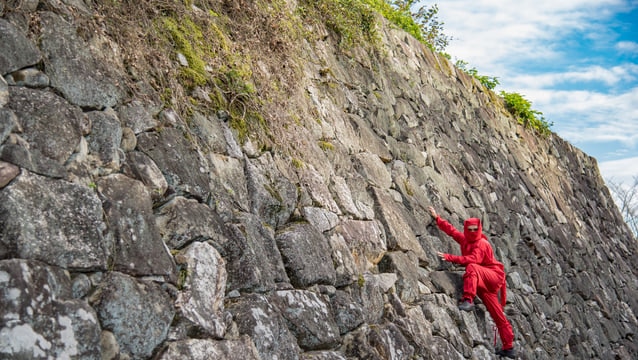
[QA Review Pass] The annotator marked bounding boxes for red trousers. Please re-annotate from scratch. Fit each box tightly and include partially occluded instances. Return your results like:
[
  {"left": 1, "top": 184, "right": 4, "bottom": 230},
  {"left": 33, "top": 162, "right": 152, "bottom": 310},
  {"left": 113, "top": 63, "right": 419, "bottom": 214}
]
[{"left": 463, "top": 263, "right": 514, "bottom": 349}]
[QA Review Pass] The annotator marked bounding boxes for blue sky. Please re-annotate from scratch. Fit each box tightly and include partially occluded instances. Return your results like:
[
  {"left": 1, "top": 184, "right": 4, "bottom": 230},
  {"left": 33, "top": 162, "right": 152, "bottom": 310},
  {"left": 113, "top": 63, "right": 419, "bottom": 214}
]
[{"left": 419, "top": 0, "right": 638, "bottom": 186}]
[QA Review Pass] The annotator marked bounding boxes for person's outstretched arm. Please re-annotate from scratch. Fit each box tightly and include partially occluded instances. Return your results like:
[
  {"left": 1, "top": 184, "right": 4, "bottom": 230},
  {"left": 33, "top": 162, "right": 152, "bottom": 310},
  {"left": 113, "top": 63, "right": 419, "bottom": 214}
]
[
  {"left": 443, "top": 246, "right": 485, "bottom": 265},
  {"left": 429, "top": 206, "right": 464, "bottom": 244}
]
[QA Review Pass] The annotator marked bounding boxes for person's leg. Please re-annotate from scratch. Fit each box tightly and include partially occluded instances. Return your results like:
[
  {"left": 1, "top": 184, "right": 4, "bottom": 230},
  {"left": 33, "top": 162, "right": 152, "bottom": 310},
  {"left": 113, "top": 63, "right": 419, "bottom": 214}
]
[
  {"left": 479, "top": 290, "right": 514, "bottom": 350},
  {"left": 462, "top": 263, "right": 481, "bottom": 301},
  {"left": 469, "top": 265, "right": 515, "bottom": 350},
  {"left": 458, "top": 263, "right": 487, "bottom": 311}
]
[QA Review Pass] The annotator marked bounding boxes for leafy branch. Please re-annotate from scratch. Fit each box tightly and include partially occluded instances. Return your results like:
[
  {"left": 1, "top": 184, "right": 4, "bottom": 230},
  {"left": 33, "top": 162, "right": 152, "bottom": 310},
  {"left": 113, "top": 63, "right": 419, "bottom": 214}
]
[
  {"left": 363, "top": 0, "right": 450, "bottom": 53},
  {"left": 500, "top": 91, "right": 553, "bottom": 136},
  {"left": 455, "top": 60, "right": 499, "bottom": 90}
]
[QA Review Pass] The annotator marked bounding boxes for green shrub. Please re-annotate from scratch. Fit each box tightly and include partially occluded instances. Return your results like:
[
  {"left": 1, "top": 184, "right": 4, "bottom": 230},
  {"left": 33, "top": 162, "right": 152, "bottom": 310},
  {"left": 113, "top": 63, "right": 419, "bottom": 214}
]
[
  {"left": 363, "top": 0, "right": 450, "bottom": 53},
  {"left": 455, "top": 60, "right": 499, "bottom": 90},
  {"left": 363, "top": 0, "right": 422, "bottom": 40},
  {"left": 299, "top": 0, "right": 380, "bottom": 49},
  {"left": 299, "top": 1, "right": 449, "bottom": 54},
  {"left": 500, "top": 91, "right": 553, "bottom": 136}
]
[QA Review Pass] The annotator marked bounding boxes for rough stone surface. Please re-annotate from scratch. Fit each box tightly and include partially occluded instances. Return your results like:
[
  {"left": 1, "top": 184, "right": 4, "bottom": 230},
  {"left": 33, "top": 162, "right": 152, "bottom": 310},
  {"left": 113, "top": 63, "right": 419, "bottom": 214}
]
[
  {"left": 157, "top": 337, "right": 261, "bottom": 360},
  {"left": 91, "top": 272, "right": 174, "bottom": 359},
  {"left": 117, "top": 100, "right": 160, "bottom": 135},
  {"left": 212, "top": 211, "right": 290, "bottom": 293},
  {"left": 378, "top": 251, "right": 421, "bottom": 304},
  {"left": 0, "top": 3, "right": 636, "bottom": 360},
  {"left": 87, "top": 108, "right": 122, "bottom": 170},
  {"left": 276, "top": 222, "right": 337, "bottom": 288},
  {"left": 155, "top": 196, "right": 230, "bottom": 249},
  {"left": 7, "top": 87, "right": 83, "bottom": 164},
  {"left": 0, "top": 160, "right": 19, "bottom": 188},
  {"left": 226, "top": 293, "right": 302, "bottom": 359},
  {"left": 39, "top": 12, "right": 124, "bottom": 108},
  {"left": 0, "top": 18, "right": 41, "bottom": 75},
  {"left": 5, "top": 67, "right": 50, "bottom": 88},
  {"left": 0, "top": 259, "right": 102, "bottom": 359},
  {"left": 0, "top": 76, "right": 8, "bottom": 106},
  {"left": 245, "top": 152, "right": 298, "bottom": 228},
  {"left": 137, "top": 128, "right": 211, "bottom": 201},
  {"left": 97, "top": 174, "right": 175, "bottom": 278},
  {"left": 175, "top": 241, "right": 227, "bottom": 338},
  {"left": 122, "top": 150, "right": 168, "bottom": 200},
  {"left": 0, "top": 141, "right": 67, "bottom": 178},
  {"left": 270, "top": 290, "right": 341, "bottom": 351},
  {"left": 335, "top": 219, "right": 387, "bottom": 273},
  {"left": 0, "top": 171, "right": 110, "bottom": 270}
]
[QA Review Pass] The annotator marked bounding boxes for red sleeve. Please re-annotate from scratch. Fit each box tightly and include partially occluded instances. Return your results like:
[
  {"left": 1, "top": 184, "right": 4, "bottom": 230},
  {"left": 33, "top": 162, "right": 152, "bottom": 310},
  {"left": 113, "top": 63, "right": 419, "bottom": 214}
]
[
  {"left": 436, "top": 216, "right": 465, "bottom": 245},
  {"left": 444, "top": 245, "right": 485, "bottom": 265}
]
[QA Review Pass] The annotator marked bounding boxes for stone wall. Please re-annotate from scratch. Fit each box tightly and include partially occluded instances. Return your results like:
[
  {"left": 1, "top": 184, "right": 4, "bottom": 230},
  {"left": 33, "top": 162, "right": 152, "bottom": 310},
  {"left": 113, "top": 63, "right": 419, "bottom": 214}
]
[{"left": 1, "top": 2, "right": 636, "bottom": 359}]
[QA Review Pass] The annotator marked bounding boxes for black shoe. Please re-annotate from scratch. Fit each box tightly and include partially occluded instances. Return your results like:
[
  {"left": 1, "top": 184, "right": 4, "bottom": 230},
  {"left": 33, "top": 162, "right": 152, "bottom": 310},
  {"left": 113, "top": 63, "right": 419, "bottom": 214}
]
[
  {"left": 495, "top": 347, "right": 516, "bottom": 358},
  {"left": 458, "top": 300, "right": 474, "bottom": 312}
]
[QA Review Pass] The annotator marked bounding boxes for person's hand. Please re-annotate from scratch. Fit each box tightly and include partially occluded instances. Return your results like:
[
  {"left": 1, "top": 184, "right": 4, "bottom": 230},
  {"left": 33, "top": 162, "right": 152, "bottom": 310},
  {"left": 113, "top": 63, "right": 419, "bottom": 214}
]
[
  {"left": 428, "top": 206, "right": 438, "bottom": 218},
  {"left": 436, "top": 252, "right": 447, "bottom": 261}
]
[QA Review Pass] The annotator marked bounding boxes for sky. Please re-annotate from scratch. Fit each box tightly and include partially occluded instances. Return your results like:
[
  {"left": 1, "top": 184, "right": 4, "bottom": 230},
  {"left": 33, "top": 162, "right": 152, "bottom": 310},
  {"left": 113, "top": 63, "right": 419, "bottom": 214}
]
[{"left": 417, "top": 0, "right": 638, "bottom": 187}]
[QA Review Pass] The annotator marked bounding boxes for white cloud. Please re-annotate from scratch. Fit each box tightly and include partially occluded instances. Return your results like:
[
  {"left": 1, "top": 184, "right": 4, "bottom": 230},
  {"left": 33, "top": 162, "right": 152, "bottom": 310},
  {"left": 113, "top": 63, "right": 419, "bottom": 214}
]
[
  {"left": 505, "top": 64, "right": 638, "bottom": 88},
  {"left": 434, "top": 0, "right": 629, "bottom": 72},
  {"left": 524, "top": 87, "right": 638, "bottom": 146},
  {"left": 616, "top": 41, "right": 638, "bottom": 54},
  {"left": 599, "top": 157, "right": 638, "bottom": 184},
  {"left": 438, "top": 0, "right": 638, "bottom": 147},
  {"left": 428, "top": 0, "right": 638, "bottom": 180}
]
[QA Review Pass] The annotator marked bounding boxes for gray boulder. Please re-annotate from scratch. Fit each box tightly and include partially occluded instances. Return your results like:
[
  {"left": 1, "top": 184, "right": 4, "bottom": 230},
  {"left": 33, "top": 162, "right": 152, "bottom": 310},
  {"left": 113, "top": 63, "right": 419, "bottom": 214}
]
[
  {"left": 0, "top": 160, "right": 19, "bottom": 188},
  {"left": 0, "top": 76, "right": 7, "bottom": 106},
  {"left": 117, "top": 100, "right": 160, "bottom": 135},
  {"left": 157, "top": 337, "right": 261, "bottom": 360},
  {"left": 276, "top": 222, "right": 337, "bottom": 288},
  {"left": 270, "top": 290, "right": 341, "bottom": 351},
  {"left": 91, "top": 272, "right": 174, "bottom": 359},
  {"left": 378, "top": 251, "right": 421, "bottom": 304},
  {"left": 335, "top": 219, "right": 387, "bottom": 274},
  {"left": 245, "top": 153, "right": 298, "bottom": 228},
  {"left": 213, "top": 212, "right": 289, "bottom": 293},
  {"left": 326, "top": 232, "right": 358, "bottom": 287},
  {"left": 155, "top": 196, "right": 231, "bottom": 249},
  {"left": 122, "top": 150, "right": 168, "bottom": 200},
  {"left": 39, "top": 12, "right": 124, "bottom": 108},
  {"left": 341, "top": 323, "right": 414, "bottom": 360},
  {"left": 0, "top": 18, "right": 41, "bottom": 75},
  {"left": 4, "top": 67, "right": 49, "bottom": 88},
  {"left": 0, "top": 142, "right": 66, "bottom": 178},
  {"left": 330, "top": 290, "right": 365, "bottom": 335},
  {"left": 227, "top": 293, "right": 301, "bottom": 360},
  {"left": 97, "top": 174, "right": 175, "bottom": 278},
  {"left": 371, "top": 187, "right": 427, "bottom": 260},
  {"left": 137, "top": 128, "right": 211, "bottom": 201},
  {"left": 7, "top": 87, "right": 83, "bottom": 164},
  {"left": 0, "top": 259, "right": 102, "bottom": 359},
  {"left": 0, "top": 171, "right": 110, "bottom": 270},
  {"left": 87, "top": 108, "right": 122, "bottom": 170},
  {"left": 175, "top": 242, "right": 227, "bottom": 338}
]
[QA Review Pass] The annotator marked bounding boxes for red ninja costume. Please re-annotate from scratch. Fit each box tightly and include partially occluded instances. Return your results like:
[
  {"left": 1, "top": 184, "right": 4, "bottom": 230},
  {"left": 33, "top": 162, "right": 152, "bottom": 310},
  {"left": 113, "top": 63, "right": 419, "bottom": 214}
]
[{"left": 436, "top": 216, "right": 514, "bottom": 350}]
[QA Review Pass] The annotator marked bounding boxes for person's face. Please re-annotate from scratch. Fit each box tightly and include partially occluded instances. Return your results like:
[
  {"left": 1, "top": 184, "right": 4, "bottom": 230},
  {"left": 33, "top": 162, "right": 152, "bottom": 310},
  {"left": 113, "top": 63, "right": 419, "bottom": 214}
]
[{"left": 467, "top": 226, "right": 479, "bottom": 232}]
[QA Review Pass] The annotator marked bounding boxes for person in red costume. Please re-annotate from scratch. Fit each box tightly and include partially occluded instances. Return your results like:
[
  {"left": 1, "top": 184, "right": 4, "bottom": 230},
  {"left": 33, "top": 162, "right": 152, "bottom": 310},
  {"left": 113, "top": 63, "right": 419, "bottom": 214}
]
[{"left": 429, "top": 206, "right": 516, "bottom": 359}]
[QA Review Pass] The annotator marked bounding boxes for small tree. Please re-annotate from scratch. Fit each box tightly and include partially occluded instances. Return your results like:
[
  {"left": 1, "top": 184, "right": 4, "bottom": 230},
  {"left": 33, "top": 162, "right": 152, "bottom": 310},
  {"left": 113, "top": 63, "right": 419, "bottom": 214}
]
[
  {"left": 408, "top": 2, "right": 450, "bottom": 52},
  {"left": 607, "top": 176, "right": 638, "bottom": 238},
  {"left": 387, "top": 1, "right": 451, "bottom": 52}
]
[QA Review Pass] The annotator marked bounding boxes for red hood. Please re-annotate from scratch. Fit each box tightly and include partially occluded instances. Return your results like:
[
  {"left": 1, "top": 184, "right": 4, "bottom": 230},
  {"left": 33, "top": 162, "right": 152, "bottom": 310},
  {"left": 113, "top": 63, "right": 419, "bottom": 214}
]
[{"left": 464, "top": 218, "right": 483, "bottom": 242}]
